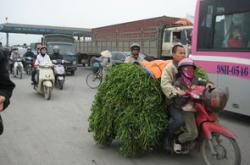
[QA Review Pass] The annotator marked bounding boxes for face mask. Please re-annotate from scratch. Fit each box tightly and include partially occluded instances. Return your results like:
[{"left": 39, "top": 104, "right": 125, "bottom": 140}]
[
  {"left": 41, "top": 53, "right": 45, "bottom": 56},
  {"left": 182, "top": 67, "right": 194, "bottom": 79}
]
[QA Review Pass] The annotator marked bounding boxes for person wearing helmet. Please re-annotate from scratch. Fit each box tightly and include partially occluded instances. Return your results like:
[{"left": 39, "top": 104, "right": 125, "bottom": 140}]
[
  {"left": 24, "top": 47, "right": 35, "bottom": 58},
  {"left": 50, "top": 45, "right": 63, "bottom": 60},
  {"left": 124, "top": 43, "right": 144, "bottom": 63},
  {"left": 170, "top": 58, "right": 213, "bottom": 146},
  {"left": 23, "top": 47, "right": 35, "bottom": 68},
  {"left": 173, "top": 58, "right": 202, "bottom": 145},
  {"left": 31, "top": 45, "right": 52, "bottom": 84},
  {"left": 10, "top": 47, "right": 21, "bottom": 74}
]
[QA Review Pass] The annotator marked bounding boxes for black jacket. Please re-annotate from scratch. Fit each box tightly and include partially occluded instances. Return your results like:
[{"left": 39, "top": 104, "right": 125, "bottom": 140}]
[
  {"left": 24, "top": 51, "right": 35, "bottom": 58},
  {"left": 0, "top": 49, "right": 15, "bottom": 110},
  {"left": 50, "top": 53, "right": 63, "bottom": 60}
]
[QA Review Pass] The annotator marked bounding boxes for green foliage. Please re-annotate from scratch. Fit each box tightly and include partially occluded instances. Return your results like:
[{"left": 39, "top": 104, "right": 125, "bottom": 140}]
[{"left": 89, "top": 64, "right": 168, "bottom": 156}]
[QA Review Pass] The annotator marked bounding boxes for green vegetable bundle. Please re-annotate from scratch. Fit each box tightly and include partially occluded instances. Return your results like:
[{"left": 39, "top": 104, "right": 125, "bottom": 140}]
[
  {"left": 88, "top": 63, "right": 208, "bottom": 157},
  {"left": 89, "top": 64, "right": 168, "bottom": 156}
]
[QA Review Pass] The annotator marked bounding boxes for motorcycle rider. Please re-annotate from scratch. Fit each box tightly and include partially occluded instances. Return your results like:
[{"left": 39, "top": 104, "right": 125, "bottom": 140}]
[
  {"left": 161, "top": 44, "right": 186, "bottom": 147},
  {"left": 0, "top": 49, "right": 15, "bottom": 135},
  {"left": 124, "top": 43, "right": 144, "bottom": 63},
  {"left": 32, "top": 45, "right": 52, "bottom": 85},
  {"left": 23, "top": 47, "right": 35, "bottom": 68},
  {"left": 31, "top": 45, "right": 41, "bottom": 84},
  {"left": 174, "top": 58, "right": 208, "bottom": 144},
  {"left": 51, "top": 45, "right": 64, "bottom": 83},
  {"left": 10, "top": 47, "right": 23, "bottom": 76},
  {"left": 23, "top": 47, "right": 35, "bottom": 58},
  {"left": 50, "top": 45, "right": 63, "bottom": 60}
]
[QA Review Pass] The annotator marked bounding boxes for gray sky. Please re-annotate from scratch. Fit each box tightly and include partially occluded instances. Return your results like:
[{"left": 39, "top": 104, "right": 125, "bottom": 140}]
[{"left": 0, "top": 0, "right": 196, "bottom": 45}]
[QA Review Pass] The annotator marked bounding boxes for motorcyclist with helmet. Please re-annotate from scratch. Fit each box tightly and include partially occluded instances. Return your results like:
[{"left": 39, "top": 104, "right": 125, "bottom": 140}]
[
  {"left": 124, "top": 43, "right": 144, "bottom": 63},
  {"left": 23, "top": 47, "right": 35, "bottom": 58},
  {"left": 50, "top": 45, "right": 63, "bottom": 60},
  {"left": 23, "top": 47, "right": 35, "bottom": 69},
  {"left": 10, "top": 47, "right": 22, "bottom": 74},
  {"left": 173, "top": 58, "right": 209, "bottom": 144}
]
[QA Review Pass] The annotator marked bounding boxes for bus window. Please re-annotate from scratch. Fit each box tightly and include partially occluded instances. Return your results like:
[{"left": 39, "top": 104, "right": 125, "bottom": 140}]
[
  {"left": 197, "top": 0, "right": 250, "bottom": 51},
  {"left": 214, "top": 12, "right": 250, "bottom": 49}
]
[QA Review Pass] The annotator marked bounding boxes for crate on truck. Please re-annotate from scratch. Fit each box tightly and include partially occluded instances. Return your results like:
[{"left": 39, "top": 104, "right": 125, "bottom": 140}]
[{"left": 75, "top": 16, "right": 193, "bottom": 66}]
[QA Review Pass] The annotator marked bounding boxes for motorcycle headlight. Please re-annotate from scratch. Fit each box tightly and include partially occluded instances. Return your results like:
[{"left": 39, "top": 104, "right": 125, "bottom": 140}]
[{"left": 191, "top": 93, "right": 200, "bottom": 99}]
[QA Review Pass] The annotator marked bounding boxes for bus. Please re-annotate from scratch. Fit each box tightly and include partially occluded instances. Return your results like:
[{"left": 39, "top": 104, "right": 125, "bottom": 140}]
[{"left": 191, "top": 0, "right": 250, "bottom": 116}]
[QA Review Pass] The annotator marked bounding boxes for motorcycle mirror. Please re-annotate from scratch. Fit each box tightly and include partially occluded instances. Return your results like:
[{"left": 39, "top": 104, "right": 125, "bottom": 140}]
[{"left": 208, "top": 86, "right": 216, "bottom": 93}]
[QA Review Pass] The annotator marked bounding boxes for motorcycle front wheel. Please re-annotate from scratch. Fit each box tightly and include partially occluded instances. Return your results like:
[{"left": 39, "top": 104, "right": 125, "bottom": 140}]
[
  {"left": 201, "top": 134, "right": 241, "bottom": 165},
  {"left": 16, "top": 68, "right": 22, "bottom": 79},
  {"left": 19, "top": 68, "right": 23, "bottom": 79},
  {"left": 44, "top": 87, "right": 52, "bottom": 100}
]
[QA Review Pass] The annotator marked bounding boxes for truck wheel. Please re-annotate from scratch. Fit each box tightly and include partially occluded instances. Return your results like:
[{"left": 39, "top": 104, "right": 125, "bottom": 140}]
[{"left": 71, "top": 71, "right": 75, "bottom": 76}]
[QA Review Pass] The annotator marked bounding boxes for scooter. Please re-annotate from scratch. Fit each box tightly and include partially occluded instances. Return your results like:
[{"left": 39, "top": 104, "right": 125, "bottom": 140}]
[
  {"left": 52, "top": 59, "right": 66, "bottom": 90},
  {"left": 34, "top": 63, "right": 55, "bottom": 100},
  {"left": 13, "top": 58, "right": 23, "bottom": 79},
  {"left": 165, "top": 86, "right": 241, "bottom": 165},
  {"left": 24, "top": 57, "right": 33, "bottom": 75}
]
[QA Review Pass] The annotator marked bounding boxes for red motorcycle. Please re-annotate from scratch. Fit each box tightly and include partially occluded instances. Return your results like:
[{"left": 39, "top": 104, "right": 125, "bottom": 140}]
[{"left": 168, "top": 86, "right": 241, "bottom": 165}]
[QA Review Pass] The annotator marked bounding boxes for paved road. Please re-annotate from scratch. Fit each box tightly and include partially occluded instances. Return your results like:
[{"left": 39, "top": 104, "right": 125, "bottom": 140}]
[{"left": 0, "top": 68, "right": 249, "bottom": 165}]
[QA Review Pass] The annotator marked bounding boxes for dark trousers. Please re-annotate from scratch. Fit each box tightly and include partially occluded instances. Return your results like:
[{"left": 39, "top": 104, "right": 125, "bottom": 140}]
[
  {"left": 168, "top": 104, "right": 185, "bottom": 135},
  {"left": 31, "top": 70, "right": 37, "bottom": 83}
]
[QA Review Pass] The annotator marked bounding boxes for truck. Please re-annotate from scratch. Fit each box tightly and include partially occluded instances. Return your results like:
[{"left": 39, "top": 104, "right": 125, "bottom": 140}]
[
  {"left": 42, "top": 34, "right": 77, "bottom": 75},
  {"left": 75, "top": 16, "right": 193, "bottom": 66}
]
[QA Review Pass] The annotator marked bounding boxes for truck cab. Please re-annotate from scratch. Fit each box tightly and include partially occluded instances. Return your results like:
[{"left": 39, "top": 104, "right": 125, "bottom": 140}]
[
  {"left": 43, "top": 34, "right": 77, "bottom": 75},
  {"left": 162, "top": 26, "right": 192, "bottom": 58}
]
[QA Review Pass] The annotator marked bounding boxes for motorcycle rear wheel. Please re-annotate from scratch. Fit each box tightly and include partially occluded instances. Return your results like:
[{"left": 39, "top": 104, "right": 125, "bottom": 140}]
[
  {"left": 58, "top": 80, "right": 64, "bottom": 90},
  {"left": 201, "top": 134, "right": 241, "bottom": 165}
]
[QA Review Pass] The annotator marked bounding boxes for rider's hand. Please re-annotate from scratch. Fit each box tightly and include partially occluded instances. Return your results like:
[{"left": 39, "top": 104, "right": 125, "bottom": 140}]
[
  {"left": 176, "top": 90, "right": 186, "bottom": 96},
  {"left": 0, "top": 96, "right": 6, "bottom": 112}
]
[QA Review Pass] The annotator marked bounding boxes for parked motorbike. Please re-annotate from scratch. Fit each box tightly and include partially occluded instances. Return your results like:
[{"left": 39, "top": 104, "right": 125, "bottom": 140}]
[
  {"left": 165, "top": 86, "right": 241, "bottom": 165},
  {"left": 34, "top": 63, "right": 55, "bottom": 100},
  {"left": 52, "top": 59, "right": 66, "bottom": 90},
  {"left": 24, "top": 57, "right": 33, "bottom": 75},
  {"left": 13, "top": 58, "right": 23, "bottom": 79}
]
